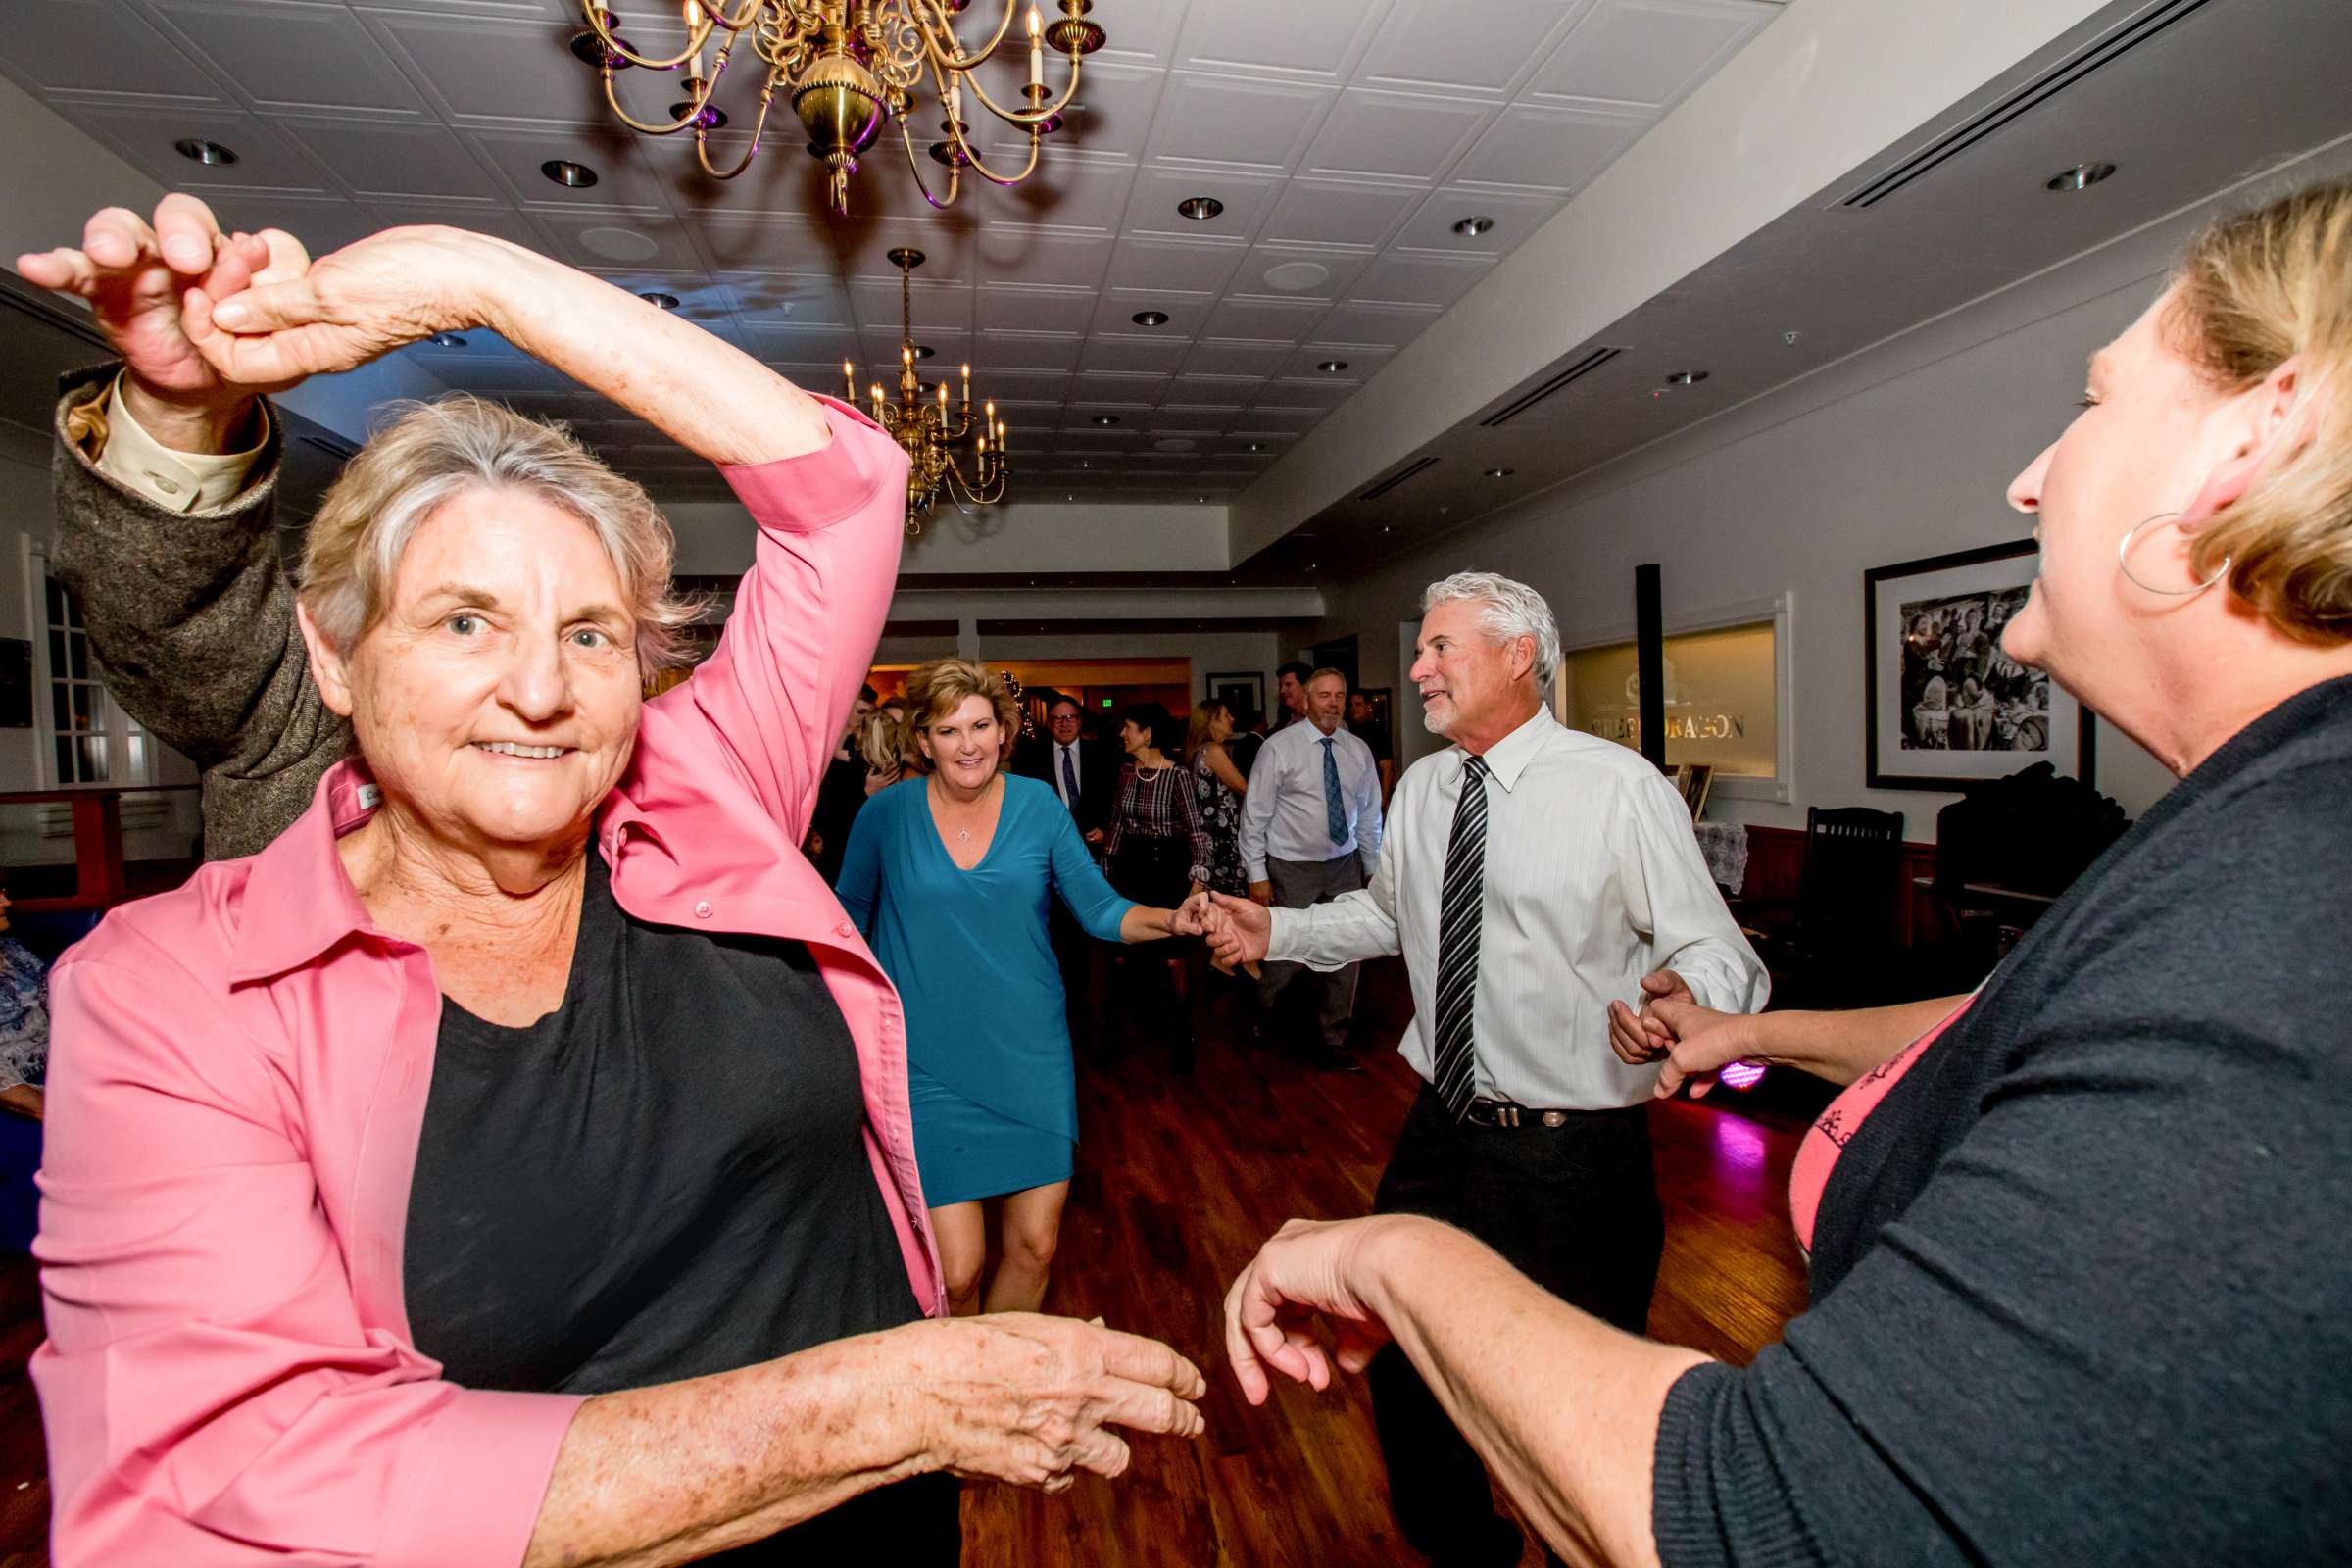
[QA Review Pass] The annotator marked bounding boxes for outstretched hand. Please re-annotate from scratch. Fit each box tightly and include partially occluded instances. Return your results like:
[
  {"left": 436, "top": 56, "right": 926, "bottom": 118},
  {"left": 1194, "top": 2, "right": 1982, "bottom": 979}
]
[
  {"left": 16, "top": 195, "right": 307, "bottom": 435},
  {"left": 1223, "top": 1216, "right": 1399, "bottom": 1406}
]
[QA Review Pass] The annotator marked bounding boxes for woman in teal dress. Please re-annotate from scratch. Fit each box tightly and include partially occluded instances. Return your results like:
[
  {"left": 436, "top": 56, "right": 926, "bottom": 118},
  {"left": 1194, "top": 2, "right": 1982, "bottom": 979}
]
[{"left": 838, "top": 659, "right": 1195, "bottom": 1315}]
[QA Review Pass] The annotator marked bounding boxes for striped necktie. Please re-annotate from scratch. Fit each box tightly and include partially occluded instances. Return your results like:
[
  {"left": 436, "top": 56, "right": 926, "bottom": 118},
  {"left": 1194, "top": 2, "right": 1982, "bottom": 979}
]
[{"left": 1432, "top": 755, "right": 1491, "bottom": 1120}]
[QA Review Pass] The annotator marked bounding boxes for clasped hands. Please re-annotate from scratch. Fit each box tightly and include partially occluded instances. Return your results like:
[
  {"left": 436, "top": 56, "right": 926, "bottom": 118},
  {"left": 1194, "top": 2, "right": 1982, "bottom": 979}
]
[{"left": 1171, "top": 889, "right": 1270, "bottom": 975}]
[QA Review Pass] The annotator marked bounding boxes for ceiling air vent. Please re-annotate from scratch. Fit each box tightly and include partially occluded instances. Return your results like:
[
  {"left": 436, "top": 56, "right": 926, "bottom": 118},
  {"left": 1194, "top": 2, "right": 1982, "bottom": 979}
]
[
  {"left": 1357, "top": 455, "right": 1439, "bottom": 502},
  {"left": 1478, "top": 346, "right": 1625, "bottom": 428},
  {"left": 1837, "top": 0, "right": 2216, "bottom": 209}
]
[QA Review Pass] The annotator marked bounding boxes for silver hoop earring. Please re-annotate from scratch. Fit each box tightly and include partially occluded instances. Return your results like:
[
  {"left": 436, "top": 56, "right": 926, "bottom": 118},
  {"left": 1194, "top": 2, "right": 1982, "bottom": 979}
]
[{"left": 2118, "top": 512, "right": 2231, "bottom": 597}]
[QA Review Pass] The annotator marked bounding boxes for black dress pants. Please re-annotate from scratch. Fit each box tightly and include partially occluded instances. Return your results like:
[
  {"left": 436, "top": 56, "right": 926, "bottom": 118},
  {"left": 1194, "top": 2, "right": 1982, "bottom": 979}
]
[{"left": 1368, "top": 1086, "right": 1664, "bottom": 1566}]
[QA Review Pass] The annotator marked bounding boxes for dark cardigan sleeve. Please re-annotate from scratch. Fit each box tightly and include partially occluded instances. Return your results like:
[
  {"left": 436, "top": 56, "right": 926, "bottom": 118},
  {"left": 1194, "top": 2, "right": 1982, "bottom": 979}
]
[
  {"left": 50, "top": 367, "right": 348, "bottom": 858},
  {"left": 1649, "top": 742, "right": 2352, "bottom": 1566}
]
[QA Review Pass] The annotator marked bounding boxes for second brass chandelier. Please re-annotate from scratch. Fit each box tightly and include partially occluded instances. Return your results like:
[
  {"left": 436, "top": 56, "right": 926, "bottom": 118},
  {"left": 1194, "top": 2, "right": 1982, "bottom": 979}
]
[
  {"left": 576, "top": 0, "right": 1107, "bottom": 215},
  {"left": 848, "top": 247, "right": 1009, "bottom": 535}
]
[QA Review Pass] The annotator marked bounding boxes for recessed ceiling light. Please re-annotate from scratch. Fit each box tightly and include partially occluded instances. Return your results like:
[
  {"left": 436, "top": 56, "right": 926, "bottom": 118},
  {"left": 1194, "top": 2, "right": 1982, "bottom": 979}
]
[
  {"left": 1177, "top": 195, "right": 1224, "bottom": 221},
  {"left": 2046, "top": 162, "right": 2117, "bottom": 192},
  {"left": 1663, "top": 370, "right": 1708, "bottom": 386},
  {"left": 638, "top": 291, "right": 679, "bottom": 311},
  {"left": 1316, "top": 360, "right": 1348, "bottom": 373},
  {"left": 1485, "top": 466, "right": 1513, "bottom": 478},
  {"left": 542, "top": 159, "right": 599, "bottom": 188},
  {"left": 1131, "top": 310, "right": 1170, "bottom": 326},
  {"left": 1247, "top": 442, "right": 1266, "bottom": 453},
  {"left": 175, "top": 139, "right": 237, "bottom": 167},
  {"left": 426, "top": 332, "right": 467, "bottom": 349},
  {"left": 912, "top": 344, "right": 936, "bottom": 359},
  {"left": 1091, "top": 414, "right": 1121, "bottom": 425},
  {"left": 1451, "top": 215, "right": 1495, "bottom": 237}
]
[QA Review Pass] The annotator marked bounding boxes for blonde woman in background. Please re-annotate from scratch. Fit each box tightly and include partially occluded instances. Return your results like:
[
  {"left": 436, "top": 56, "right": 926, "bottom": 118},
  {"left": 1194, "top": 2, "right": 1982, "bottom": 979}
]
[{"left": 838, "top": 659, "right": 1200, "bottom": 1316}]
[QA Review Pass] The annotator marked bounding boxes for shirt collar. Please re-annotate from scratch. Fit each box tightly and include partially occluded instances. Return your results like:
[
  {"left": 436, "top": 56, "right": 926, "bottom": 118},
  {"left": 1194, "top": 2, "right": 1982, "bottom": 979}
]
[
  {"left": 227, "top": 759, "right": 387, "bottom": 984},
  {"left": 1459, "top": 706, "right": 1555, "bottom": 794}
]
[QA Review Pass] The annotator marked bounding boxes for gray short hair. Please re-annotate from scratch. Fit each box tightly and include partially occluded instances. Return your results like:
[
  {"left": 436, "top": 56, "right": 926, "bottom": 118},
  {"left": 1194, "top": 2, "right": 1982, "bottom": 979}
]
[
  {"left": 1419, "top": 571, "right": 1560, "bottom": 688},
  {"left": 299, "top": 395, "right": 701, "bottom": 677}
]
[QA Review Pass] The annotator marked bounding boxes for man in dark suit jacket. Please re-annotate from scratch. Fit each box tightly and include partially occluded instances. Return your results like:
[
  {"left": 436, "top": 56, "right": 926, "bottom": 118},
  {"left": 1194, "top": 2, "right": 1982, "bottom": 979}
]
[
  {"left": 1011, "top": 690, "right": 1118, "bottom": 1054},
  {"left": 1012, "top": 691, "right": 1116, "bottom": 848}
]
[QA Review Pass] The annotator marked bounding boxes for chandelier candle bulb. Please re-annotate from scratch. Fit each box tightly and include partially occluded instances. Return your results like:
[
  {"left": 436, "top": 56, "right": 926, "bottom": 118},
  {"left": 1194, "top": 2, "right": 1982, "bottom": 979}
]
[
  {"left": 844, "top": 361, "right": 856, "bottom": 402},
  {"left": 961, "top": 363, "right": 971, "bottom": 403},
  {"left": 1028, "top": 7, "right": 1044, "bottom": 86}
]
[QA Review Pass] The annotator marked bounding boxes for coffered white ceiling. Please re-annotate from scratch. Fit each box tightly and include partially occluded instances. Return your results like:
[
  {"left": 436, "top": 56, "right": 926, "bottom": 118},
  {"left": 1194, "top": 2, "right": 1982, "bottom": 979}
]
[{"left": 0, "top": 0, "right": 1783, "bottom": 510}]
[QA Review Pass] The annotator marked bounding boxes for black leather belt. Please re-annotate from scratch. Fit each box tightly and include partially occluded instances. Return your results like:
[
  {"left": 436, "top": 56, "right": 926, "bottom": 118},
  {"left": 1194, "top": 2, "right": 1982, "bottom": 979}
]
[{"left": 1462, "top": 1097, "right": 1571, "bottom": 1129}]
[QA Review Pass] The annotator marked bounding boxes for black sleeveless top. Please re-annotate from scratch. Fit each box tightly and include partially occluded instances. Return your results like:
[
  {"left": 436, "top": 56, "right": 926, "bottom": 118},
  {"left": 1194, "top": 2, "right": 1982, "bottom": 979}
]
[{"left": 405, "top": 851, "right": 956, "bottom": 1560}]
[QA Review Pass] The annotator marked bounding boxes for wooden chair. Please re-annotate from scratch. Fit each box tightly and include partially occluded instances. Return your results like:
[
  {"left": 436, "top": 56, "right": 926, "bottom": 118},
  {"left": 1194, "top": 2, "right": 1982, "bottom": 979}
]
[{"left": 1733, "top": 806, "right": 1908, "bottom": 1008}]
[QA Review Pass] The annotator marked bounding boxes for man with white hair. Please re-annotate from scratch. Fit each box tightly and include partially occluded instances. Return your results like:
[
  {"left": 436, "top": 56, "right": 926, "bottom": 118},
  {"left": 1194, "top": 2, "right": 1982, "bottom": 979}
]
[{"left": 1198, "top": 570, "right": 1766, "bottom": 1567}]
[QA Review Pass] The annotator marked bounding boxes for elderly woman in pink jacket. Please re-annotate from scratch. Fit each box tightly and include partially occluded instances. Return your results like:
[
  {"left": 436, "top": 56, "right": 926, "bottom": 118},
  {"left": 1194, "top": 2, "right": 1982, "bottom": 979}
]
[{"left": 17, "top": 201, "right": 1203, "bottom": 1568}]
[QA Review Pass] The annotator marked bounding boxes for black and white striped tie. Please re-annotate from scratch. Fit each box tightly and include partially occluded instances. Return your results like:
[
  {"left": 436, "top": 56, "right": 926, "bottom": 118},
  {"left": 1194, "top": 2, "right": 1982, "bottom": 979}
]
[{"left": 1432, "top": 754, "right": 1490, "bottom": 1120}]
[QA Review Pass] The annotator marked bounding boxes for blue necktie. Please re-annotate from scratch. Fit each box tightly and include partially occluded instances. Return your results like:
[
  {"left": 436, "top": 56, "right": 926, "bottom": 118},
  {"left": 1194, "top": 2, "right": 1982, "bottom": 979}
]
[
  {"left": 1059, "top": 744, "right": 1080, "bottom": 813},
  {"left": 1320, "top": 736, "right": 1348, "bottom": 846}
]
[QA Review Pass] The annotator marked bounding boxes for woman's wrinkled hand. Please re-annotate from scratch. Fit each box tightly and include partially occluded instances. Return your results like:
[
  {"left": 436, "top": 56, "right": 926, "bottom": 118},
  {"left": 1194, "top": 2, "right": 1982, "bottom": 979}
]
[
  {"left": 903, "top": 1314, "right": 1206, "bottom": 1494},
  {"left": 193, "top": 224, "right": 502, "bottom": 387},
  {"left": 1223, "top": 1215, "right": 1403, "bottom": 1406}
]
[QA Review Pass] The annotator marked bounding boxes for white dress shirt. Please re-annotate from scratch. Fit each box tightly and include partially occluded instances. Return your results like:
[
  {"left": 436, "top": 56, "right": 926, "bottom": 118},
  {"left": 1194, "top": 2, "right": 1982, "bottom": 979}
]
[
  {"left": 1051, "top": 739, "right": 1085, "bottom": 810},
  {"left": 1240, "top": 718, "right": 1385, "bottom": 880},
  {"left": 1267, "top": 707, "right": 1767, "bottom": 1109}
]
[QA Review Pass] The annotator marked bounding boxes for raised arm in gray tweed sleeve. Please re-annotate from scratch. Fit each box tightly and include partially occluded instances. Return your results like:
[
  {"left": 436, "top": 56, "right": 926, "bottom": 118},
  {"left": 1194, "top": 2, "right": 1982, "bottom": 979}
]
[{"left": 51, "top": 366, "right": 349, "bottom": 860}]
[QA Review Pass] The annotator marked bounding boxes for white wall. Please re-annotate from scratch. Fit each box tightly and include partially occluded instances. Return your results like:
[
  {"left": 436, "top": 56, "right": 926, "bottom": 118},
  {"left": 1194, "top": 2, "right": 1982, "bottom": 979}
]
[{"left": 1298, "top": 179, "right": 2312, "bottom": 838}]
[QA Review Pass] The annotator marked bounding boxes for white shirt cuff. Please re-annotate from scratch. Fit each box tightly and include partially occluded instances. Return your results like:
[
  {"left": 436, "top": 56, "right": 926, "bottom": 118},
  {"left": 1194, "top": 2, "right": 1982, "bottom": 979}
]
[
  {"left": 1264, "top": 906, "right": 1299, "bottom": 962},
  {"left": 93, "top": 372, "right": 270, "bottom": 513}
]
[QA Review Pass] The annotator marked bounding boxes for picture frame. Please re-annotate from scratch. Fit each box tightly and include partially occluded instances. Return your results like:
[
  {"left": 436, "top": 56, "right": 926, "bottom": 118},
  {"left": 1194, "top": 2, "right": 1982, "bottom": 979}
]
[
  {"left": 1864, "top": 540, "right": 2093, "bottom": 790},
  {"left": 1204, "top": 670, "right": 1265, "bottom": 725}
]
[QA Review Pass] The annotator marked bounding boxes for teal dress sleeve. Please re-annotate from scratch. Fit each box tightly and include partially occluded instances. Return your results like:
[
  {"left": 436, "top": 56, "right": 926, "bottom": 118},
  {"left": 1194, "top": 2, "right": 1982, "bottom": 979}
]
[{"left": 1048, "top": 803, "right": 1135, "bottom": 943}]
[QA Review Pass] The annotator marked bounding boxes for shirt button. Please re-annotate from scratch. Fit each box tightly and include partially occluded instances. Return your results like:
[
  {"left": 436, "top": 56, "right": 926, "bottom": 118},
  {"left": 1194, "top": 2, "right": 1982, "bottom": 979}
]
[
  {"left": 693, "top": 900, "right": 713, "bottom": 919},
  {"left": 148, "top": 473, "right": 180, "bottom": 496},
  {"left": 836, "top": 919, "right": 855, "bottom": 939}
]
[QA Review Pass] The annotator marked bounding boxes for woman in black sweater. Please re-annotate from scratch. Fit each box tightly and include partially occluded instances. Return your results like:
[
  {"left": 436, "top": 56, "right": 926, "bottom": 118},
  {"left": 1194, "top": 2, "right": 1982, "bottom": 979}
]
[{"left": 1213, "top": 182, "right": 2352, "bottom": 1565}]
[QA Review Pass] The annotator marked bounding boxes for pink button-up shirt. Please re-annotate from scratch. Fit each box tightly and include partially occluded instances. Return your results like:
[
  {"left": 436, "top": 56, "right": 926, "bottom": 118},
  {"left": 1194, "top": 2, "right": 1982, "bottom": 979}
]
[{"left": 31, "top": 398, "right": 941, "bottom": 1568}]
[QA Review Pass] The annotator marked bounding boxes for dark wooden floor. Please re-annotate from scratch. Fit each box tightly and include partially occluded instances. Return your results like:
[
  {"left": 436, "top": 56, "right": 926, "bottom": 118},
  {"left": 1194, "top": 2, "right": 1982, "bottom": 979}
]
[{"left": 0, "top": 956, "right": 1806, "bottom": 1565}]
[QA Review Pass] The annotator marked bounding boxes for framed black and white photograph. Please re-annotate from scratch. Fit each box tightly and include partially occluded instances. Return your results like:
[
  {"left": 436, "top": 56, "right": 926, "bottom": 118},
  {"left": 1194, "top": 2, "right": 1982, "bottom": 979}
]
[
  {"left": 1865, "top": 540, "right": 2092, "bottom": 790},
  {"left": 1204, "top": 670, "right": 1265, "bottom": 724}
]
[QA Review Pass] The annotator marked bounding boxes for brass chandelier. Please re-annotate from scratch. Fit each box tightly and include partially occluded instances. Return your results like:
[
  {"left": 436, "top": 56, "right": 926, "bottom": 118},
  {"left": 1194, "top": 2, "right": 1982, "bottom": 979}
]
[
  {"left": 575, "top": 0, "right": 1106, "bottom": 214},
  {"left": 848, "top": 247, "right": 1008, "bottom": 535}
]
